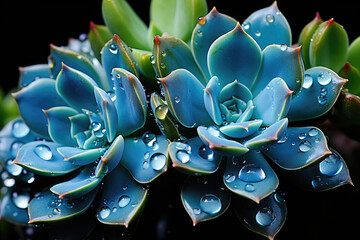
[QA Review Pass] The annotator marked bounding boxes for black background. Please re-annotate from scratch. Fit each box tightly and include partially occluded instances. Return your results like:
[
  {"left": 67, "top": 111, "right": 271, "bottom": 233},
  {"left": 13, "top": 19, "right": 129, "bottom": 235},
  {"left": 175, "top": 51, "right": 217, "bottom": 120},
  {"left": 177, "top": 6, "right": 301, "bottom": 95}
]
[{"left": 1, "top": 1, "right": 360, "bottom": 240}]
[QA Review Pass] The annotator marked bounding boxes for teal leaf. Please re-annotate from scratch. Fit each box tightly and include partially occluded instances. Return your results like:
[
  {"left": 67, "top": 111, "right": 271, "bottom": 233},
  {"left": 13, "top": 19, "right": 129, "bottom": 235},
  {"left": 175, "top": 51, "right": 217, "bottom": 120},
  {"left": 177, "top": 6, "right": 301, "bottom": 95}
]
[
  {"left": 13, "top": 141, "right": 80, "bottom": 176},
  {"left": 101, "top": 34, "right": 138, "bottom": 89},
  {"left": 69, "top": 113, "right": 90, "bottom": 137},
  {"left": 197, "top": 126, "right": 249, "bottom": 156},
  {"left": 168, "top": 137, "right": 222, "bottom": 175},
  {"left": 181, "top": 174, "right": 231, "bottom": 226},
  {"left": 287, "top": 67, "right": 347, "bottom": 121},
  {"left": 219, "top": 80, "right": 253, "bottom": 103},
  {"left": 18, "top": 64, "right": 51, "bottom": 88},
  {"left": 57, "top": 147, "right": 106, "bottom": 166},
  {"left": 94, "top": 86, "right": 118, "bottom": 142},
  {"left": 95, "top": 135, "right": 124, "bottom": 178},
  {"left": 262, "top": 126, "right": 332, "bottom": 170},
  {"left": 252, "top": 77, "right": 292, "bottom": 126},
  {"left": 112, "top": 68, "right": 147, "bottom": 136},
  {"left": 44, "top": 106, "right": 78, "bottom": 147},
  {"left": 234, "top": 191, "right": 287, "bottom": 240},
  {"left": 251, "top": 45, "right": 304, "bottom": 97},
  {"left": 203, "top": 76, "right": 222, "bottom": 125},
  {"left": 159, "top": 69, "right": 213, "bottom": 127},
  {"left": 12, "top": 78, "right": 68, "bottom": 137},
  {"left": 121, "top": 133, "right": 169, "bottom": 183},
  {"left": 287, "top": 148, "right": 353, "bottom": 191},
  {"left": 152, "top": 36, "right": 207, "bottom": 84},
  {"left": 97, "top": 165, "right": 148, "bottom": 227},
  {"left": 102, "top": 0, "right": 149, "bottom": 50},
  {"left": 50, "top": 164, "right": 103, "bottom": 199},
  {"left": 28, "top": 188, "right": 97, "bottom": 224},
  {"left": 242, "top": 1, "right": 292, "bottom": 49},
  {"left": 49, "top": 44, "right": 106, "bottom": 89},
  {"left": 220, "top": 120, "right": 263, "bottom": 139},
  {"left": 0, "top": 188, "right": 30, "bottom": 225},
  {"left": 191, "top": 7, "right": 237, "bottom": 79},
  {"left": 208, "top": 23, "right": 262, "bottom": 89},
  {"left": 224, "top": 150, "right": 278, "bottom": 203},
  {"left": 243, "top": 118, "right": 288, "bottom": 150}
]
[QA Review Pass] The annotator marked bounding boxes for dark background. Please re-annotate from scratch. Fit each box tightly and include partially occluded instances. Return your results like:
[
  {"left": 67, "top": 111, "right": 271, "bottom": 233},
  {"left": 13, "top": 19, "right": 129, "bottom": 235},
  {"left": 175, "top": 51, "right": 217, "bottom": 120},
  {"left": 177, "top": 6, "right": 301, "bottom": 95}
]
[{"left": 1, "top": 1, "right": 359, "bottom": 240}]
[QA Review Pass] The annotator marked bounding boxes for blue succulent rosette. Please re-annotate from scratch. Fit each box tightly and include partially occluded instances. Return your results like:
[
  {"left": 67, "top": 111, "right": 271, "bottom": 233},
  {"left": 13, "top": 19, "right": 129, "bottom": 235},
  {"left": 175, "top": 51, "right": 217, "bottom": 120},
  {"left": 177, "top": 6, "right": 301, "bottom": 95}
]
[
  {"left": 0, "top": 33, "right": 170, "bottom": 233},
  {"left": 150, "top": 3, "right": 353, "bottom": 238}
]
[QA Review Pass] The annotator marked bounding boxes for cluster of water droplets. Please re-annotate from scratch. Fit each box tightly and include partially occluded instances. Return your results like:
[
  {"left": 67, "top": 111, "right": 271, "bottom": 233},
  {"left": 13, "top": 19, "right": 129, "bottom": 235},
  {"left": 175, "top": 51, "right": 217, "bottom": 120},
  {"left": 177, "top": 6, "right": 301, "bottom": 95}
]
[
  {"left": 139, "top": 132, "right": 167, "bottom": 171},
  {"left": 277, "top": 128, "right": 321, "bottom": 154},
  {"left": 302, "top": 72, "right": 333, "bottom": 105},
  {"left": 174, "top": 139, "right": 215, "bottom": 164},
  {"left": 312, "top": 152, "right": 344, "bottom": 189},
  {"left": 242, "top": 12, "right": 280, "bottom": 39}
]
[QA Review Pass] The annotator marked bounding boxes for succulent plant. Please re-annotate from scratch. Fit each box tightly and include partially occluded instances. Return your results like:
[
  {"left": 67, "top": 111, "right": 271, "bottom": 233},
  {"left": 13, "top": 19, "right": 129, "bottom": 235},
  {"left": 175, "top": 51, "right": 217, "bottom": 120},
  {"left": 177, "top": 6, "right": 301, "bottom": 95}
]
[{"left": 150, "top": 2, "right": 353, "bottom": 238}]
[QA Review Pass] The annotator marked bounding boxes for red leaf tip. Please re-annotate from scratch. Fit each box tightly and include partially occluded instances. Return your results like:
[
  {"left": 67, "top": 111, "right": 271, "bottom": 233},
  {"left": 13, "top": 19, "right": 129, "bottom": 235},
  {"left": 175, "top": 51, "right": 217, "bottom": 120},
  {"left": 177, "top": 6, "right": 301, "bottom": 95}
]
[
  {"left": 154, "top": 35, "right": 161, "bottom": 45},
  {"left": 89, "top": 21, "right": 97, "bottom": 30}
]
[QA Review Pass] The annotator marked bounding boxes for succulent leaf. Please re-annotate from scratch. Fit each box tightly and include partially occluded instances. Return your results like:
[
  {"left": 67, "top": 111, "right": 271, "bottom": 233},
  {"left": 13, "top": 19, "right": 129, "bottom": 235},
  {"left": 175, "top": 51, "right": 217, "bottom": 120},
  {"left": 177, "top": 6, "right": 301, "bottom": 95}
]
[
  {"left": 18, "top": 64, "right": 51, "bottom": 88},
  {"left": 102, "top": 0, "right": 149, "bottom": 50},
  {"left": 57, "top": 147, "right": 106, "bottom": 166},
  {"left": 88, "top": 22, "right": 113, "bottom": 61},
  {"left": 242, "top": 1, "right": 292, "bottom": 49},
  {"left": 309, "top": 19, "right": 349, "bottom": 72},
  {"left": 28, "top": 189, "right": 97, "bottom": 224},
  {"left": 13, "top": 141, "right": 80, "bottom": 176},
  {"left": 287, "top": 67, "right": 347, "bottom": 121},
  {"left": 207, "top": 23, "right": 262, "bottom": 89},
  {"left": 253, "top": 77, "right": 292, "bottom": 126},
  {"left": 131, "top": 48, "right": 157, "bottom": 83},
  {"left": 150, "top": 0, "right": 208, "bottom": 43},
  {"left": 220, "top": 120, "right": 263, "bottom": 139},
  {"left": 197, "top": 126, "right": 249, "bottom": 156},
  {"left": 0, "top": 189, "right": 30, "bottom": 225},
  {"left": 12, "top": 78, "right": 68, "bottom": 137},
  {"left": 298, "top": 12, "right": 324, "bottom": 69},
  {"left": 97, "top": 165, "right": 148, "bottom": 227},
  {"left": 203, "top": 76, "right": 222, "bottom": 125},
  {"left": 44, "top": 106, "right": 78, "bottom": 146},
  {"left": 331, "top": 91, "right": 360, "bottom": 127},
  {"left": 339, "top": 62, "right": 360, "bottom": 95},
  {"left": 168, "top": 137, "right": 222, "bottom": 175},
  {"left": 251, "top": 44, "right": 304, "bottom": 97},
  {"left": 112, "top": 68, "right": 147, "bottom": 136},
  {"left": 121, "top": 133, "right": 169, "bottom": 184},
  {"left": 234, "top": 191, "right": 287, "bottom": 240},
  {"left": 181, "top": 174, "right": 231, "bottom": 226},
  {"left": 152, "top": 36, "right": 207, "bottom": 84},
  {"left": 69, "top": 113, "right": 90, "bottom": 137},
  {"left": 50, "top": 164, "right": 103, "bottom": 199},
  {"left": 191, "top": 7, "right": 237, "bottom": 79},
  {"left": 159, "top": 69, "right": 213, "bottom": 127},
  {"left": 347, "top": 36, "right": 360, "bottom": 71},
  {"left": 262, "top": 126, "right": 331, "bottom": 170}
]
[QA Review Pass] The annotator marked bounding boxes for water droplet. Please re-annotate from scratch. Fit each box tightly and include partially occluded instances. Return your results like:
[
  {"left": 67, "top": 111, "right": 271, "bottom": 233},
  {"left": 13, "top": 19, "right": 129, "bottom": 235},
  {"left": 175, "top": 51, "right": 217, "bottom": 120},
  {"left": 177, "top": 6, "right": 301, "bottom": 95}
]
[
  {"left": 142, "top": 132, "right": 156, "bottom": 147},
  {"left": 244, "top": 184, "right": 255, "bottom": 192},
  {"left": 197, "top": 30, "right": 203, "bottom": 36},
  {"left": 238, "top": 164, "right": 266, "bottom": 183},
  {"left": 266, "top": 14, "right": 275, "bottom": 23},
  {"left": 317, "top": 95, "right": 327, "bottom": 105},
  {"left": 311, "top": 176, "right": 323, "bottom": 189},
  {"left": 109, "top": 43, "right": 118, "bottom": 54},
  {"left": 150, "top": 55, "right": 155, "bottom": 64},
  {"left": 161, "top": 51, "right": 166, "bottom": 57},
  {"left": 319, "top": 154, "right": 343, "bottom": 176},
  {"left": 280, "top": 44, "right": 287, "bottom": 51},
  {"left": 314, "top": 137, "right": 320, "bottom": 143},
  {"left": 150, "top": 153, "right": 167, "bottom": 171},
  {"left": 198, "top": 145, "right": 214, "bottom": 160},
  {"left": 199, "top": 194, "right": 221, "bottom": 214},
  {"left": 10, "top": 141, "right": 23, "bottom": 158},
  {"left": 317, "top": 72, "right": 332, "bottom": 85},
  {"left": 34, "top": 144, "right": 53, "bottom": 160},
  {"left": 274, "top": 191, "right": 286, "bottom": 203},
  {"left": 92, "top": 122, "right": 101, "bottom": 131},
  {"left": 52, "top": 208, "right": 61, "bottom": 215},
  {"left": 308, "top": 128, "right": 319, "bottom": 137},
  {"left": 299, "top": 140, "right": 312, "bottom": 152},
  {"left": 193, "top": 208, "right": 201, "bottom": 215},
  {"left": 142, "top": 161, "right": 149, "bottom": 169},
  {"left": 174, "top": 96, "right": 180, "bottom": 103},
  {"left": 6, "top": 160, "right": 23, "bottom": 176},
  {"left": 118, "top": 195, "right": 131, "bottom": 208},
  {"left": 303, "top": 74, "right": 313, "bottom": 88},
  {"left": 298, "top": 132, "right": 307, "bottom": 140},
  {"left": 12, "top": 120, "right": 30, "bottom": 138},
  {"left": 224, "top": 173, "right": 235, "bottom": 183},
  {"left": 242, "top": 22, "right": 251, "bottom": 30},
  {"left": 197, "top": 16, "right": 206, "bottom": 25},
  {"left": 99, "top": 206, "right": 111, "bottom": 219},
  {"left": 144, "top": 151, "right": 150, "bottom": 159},
  {"left": 277, "top": 134, "right": 288, "bottom": 144},
  {"left": 12, "top": 192, "right": 30, "bottom": 209},
  {"left": 174, "top": 142, "right": 191, "bottom": 151},
  {"left": 255, "top": 31, "right": 261, "bottom": 37},
  {"left": 256, "top": 208, "right": 275, "bottom": 226},
  {"left": 160, "top": 62, "right": 166, "bottom": 69},
  {"left": 176, "top": 150, "right": 190, "bottom": 163}
]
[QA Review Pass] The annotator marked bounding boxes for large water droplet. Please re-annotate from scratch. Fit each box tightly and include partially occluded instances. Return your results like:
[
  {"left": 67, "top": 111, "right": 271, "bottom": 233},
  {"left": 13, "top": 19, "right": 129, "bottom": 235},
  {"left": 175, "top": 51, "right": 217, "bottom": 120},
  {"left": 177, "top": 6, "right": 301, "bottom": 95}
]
[
  {"left": 299, "top": 141, "right": 312, "bottom": 152},
  {"left": 303, "top": 74, "right": 313, "bottom": 89},
  {"left": 150, "top": 153, "right": 167, "bottom": 171},
  {"left": 118, "top": 195, "right": 131, "bottom": 208},
  {"left": 256, "top": 208, "right": 275, "bottom": 226},
  {"left": 238, "top": 164, "right": 266, "bottom": 183},
  {"left": 6, "top": 160, "right": 23, "bottom": 176},
  {"left": 109, "top": 43, "right": 118, "bottom": 54},
  {"left": 197, "top": 16, "right": 207, "bottom": 25},
  {"left": 12, "top": 192, "right": 30, "bottom": 209},
  {"left": 199, "top": 194, "right": 221, "bottom": 214},
  {"left": 308, "top": 128, "right": 319, "bottom": 137},
  {"left": 319, "top": 154, "right": 343, "bottom": 176},
  {"left": 176, "top": 150, "right": 190, "bottom": 163},
  {"left": 99, "top": 206, "right": 111, "bottom": 219},
  {"left": 266, "top": 14, "right": 275, "bottom": 23},
  {"left": 142, "top": 132, "right": 156, "bottom": 147},
  {"left": 12, "top": 121, "right": 30, "bottom": 138},
  {"left": 198, "top": 145, "right": 214, "bottom": 160},
  {"left": 34, "top": 144, "right": 53, "bottom": 160},
  {"left": 317, "top": 72, "right": 332, "bottom": 85}
]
